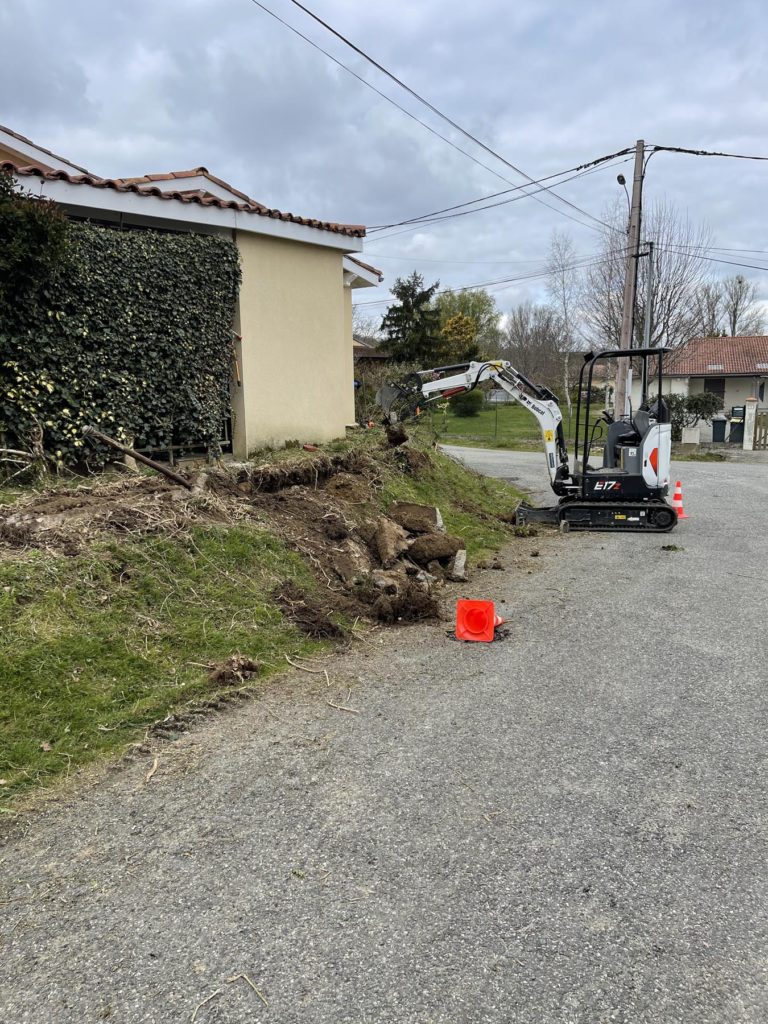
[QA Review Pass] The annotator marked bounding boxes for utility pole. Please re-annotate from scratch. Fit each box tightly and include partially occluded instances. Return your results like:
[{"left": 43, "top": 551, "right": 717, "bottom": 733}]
[
  {"left": 641, "top": 240, "right": 655, "bottom": 404},
  {"left": 614, "top": 139, "right": 645, "bottom": 419}
]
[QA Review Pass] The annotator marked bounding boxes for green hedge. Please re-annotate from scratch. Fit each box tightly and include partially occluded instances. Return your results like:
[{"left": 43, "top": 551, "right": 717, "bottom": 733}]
[{"left": 1, "top": 219, "right": 241, "bottom": 469}]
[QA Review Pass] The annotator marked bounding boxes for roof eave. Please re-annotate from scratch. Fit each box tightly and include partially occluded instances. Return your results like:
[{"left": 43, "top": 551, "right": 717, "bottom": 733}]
[{"left": 13, "top": 171, "right": 365, "bottom": 252}]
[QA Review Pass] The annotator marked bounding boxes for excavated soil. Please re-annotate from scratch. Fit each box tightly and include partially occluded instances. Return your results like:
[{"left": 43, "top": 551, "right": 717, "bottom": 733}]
[{"left": 0, "top": 442, "right": 511, "bottom": 630}]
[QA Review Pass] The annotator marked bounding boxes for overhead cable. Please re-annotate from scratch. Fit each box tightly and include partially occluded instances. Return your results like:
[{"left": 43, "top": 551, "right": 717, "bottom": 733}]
[{"left": 265, "top": 0, "right": 612, "bottom": 230}]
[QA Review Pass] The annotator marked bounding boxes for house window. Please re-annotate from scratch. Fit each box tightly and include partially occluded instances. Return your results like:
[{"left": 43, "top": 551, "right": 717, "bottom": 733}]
[
  {"left": 703, "top": 377, "right": 725, "bottom": 405},
  {"left": 760, "top": 382, "right": 765, "bottom": 404}
]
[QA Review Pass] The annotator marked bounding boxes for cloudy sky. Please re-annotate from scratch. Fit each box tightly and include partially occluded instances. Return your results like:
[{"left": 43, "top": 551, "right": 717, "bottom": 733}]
[{"left": 2, "top": 0, "right": 767, "bottom": 318}]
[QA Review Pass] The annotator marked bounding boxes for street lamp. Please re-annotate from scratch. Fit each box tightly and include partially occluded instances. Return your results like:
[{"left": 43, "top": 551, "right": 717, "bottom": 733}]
[{"left": 617, "top": 173, "right": 630, "bottom": 219}]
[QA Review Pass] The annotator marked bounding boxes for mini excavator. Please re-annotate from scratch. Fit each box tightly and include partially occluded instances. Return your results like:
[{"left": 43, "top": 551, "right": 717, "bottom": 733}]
[{"left": 378, "top": 347, "right": 677, "bottom": 532}]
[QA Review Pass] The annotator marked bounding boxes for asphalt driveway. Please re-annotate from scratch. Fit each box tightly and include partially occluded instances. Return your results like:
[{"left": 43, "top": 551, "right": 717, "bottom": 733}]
[{"left": 1, "top": 450, "right": 767, "bottom": 1023}]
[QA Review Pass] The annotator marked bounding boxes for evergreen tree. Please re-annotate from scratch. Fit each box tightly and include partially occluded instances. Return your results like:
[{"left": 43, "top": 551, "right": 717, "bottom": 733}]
[{"left": 380, "top": 272, "right": 441, "bottom": 363}]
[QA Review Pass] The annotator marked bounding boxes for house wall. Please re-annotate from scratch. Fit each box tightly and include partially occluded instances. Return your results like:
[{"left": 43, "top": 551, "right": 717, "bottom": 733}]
[
  {"left": 689, "top": 375, "right": 765, "bottom": 442},
  {"left": 234, "top": 232, "right": 351, "bottom": 455},
  {"left": 343, "top": 286, "right": 356, "bottom": 425},
  {"left": 629, "top": 375, "right": 688, "bottom": 408}
]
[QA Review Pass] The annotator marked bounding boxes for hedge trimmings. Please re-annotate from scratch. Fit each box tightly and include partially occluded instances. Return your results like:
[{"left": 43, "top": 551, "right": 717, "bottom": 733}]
[{"left": 0, "top": 215, "right": 241, "bottom": 471}]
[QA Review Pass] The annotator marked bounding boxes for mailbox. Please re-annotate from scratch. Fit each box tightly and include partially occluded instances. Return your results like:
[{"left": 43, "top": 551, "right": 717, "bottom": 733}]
[{"left": 729, "top": 405, "right": 745, "bottom": 444}]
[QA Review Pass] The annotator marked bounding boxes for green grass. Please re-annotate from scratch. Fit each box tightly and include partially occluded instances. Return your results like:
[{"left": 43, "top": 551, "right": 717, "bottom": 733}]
[
  {"left": 379, "top": 441, "right": 523, "bottom": 556},
  {"left": 0, "top": 526, "right": 322, "bottom": 806},
  {"left": 426, "top": 403, "right": 605, "bottom": 451},
  {"left": 0, "top": 433, "right": 525, "bottom": 808}
]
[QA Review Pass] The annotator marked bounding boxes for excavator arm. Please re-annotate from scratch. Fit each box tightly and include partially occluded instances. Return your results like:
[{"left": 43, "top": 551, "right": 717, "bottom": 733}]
[{"left": 378, "top": 360, "right": 573, "bottom": 496}]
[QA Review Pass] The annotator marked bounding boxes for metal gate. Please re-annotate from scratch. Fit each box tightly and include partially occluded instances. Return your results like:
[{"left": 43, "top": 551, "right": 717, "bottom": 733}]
[{"left": 755, "top": 410, "right": 768, "bottom": 450}]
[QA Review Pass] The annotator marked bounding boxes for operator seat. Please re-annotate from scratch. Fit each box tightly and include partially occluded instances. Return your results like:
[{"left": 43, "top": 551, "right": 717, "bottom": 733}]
[
  {"left": 631, "top": 408, "right": 651, "bottom": 439},
  {"left": 603, "top": 420, "right": 638, "bottom": 468},
  {"left": 603, "top": 409, "right": 653, "bottom": 469}
]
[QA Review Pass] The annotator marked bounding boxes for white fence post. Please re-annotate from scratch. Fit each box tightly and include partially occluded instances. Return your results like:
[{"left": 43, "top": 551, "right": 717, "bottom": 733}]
[{"left": 743, "top": 398, "right": 758, "bottom": 451}]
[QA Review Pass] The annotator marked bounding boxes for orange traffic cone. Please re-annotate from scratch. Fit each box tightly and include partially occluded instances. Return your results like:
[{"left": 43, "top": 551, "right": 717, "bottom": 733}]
[
  {"left": 671, "top": 480, "right": 688, "bottom": 520},
  {"left": 455, "top": 600, "right": 505, "bottom": 643}
]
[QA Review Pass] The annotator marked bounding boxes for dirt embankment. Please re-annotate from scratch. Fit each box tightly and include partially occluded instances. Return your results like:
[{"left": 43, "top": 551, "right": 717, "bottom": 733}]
[{"left": 0, "top": 440, "right": 525, "bottom": 632}]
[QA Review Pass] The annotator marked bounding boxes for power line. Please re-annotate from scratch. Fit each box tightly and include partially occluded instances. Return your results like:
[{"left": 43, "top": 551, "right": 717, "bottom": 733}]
[
  {"left": 281, "top": 0, "right": 611, "bottom": 231},
  {"left": 353, "top": 250, "right": 631, "bottom": 309},
  {"left": 368, "top": 153, "right": 632, "bottom": 231},
  {"left": 661, "top": 247, "right": 768, "bottom": 274},
  {"left": 245, "top": 0, "right": 529, "bottom": 190},
  {"left": 650, "top": 144, "right": 768, "bottom": 162},
  {"left": 370, "top": 158, "right": 631, "bottom": 243}
]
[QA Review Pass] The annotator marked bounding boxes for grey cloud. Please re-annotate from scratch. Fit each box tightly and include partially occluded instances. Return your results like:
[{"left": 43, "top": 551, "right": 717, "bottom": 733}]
[{"left": 1, "top": 0, "right": 767, "bottom": 312}]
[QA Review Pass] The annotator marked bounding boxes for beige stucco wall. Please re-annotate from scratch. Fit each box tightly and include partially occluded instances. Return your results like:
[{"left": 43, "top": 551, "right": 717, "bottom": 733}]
[
  {"left": 688, "top": 375, "right": 764, "bottom": 407},
  {"left": 630, "top": 375, "right": 688, "bottom": 407},
  {"left": 343, "top": 286, "right": 356, "bottom": 425},
  {"left": 232, "top": 232, "right": 353, "bottom": 456}
]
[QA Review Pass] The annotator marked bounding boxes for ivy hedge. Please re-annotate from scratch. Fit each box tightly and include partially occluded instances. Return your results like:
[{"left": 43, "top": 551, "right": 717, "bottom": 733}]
[{"left": 1, "top": 207, "right": 241, "bottom": 471}]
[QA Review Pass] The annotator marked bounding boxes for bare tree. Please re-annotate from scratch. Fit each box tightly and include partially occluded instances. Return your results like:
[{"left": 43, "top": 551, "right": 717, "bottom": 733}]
[
  {"left": 689, "top": 274, "right": 765, "bottom": 337},
  {"left": 691, "top": 282, "right": 724, "bottom": 336},
  {"left": 546, "top": 230, "right": 585, "bottom": 414},
  {"left": 584, "top": 198, "right": 713, "bottom": 348},
  {"left": 352, "top": 306, "right": 384, "bottom": 344},
  {"left": 722, "top": 274, "right": 765, "bottom": 335},
  {"left": 500, "top": 302, "right": 564, "bottom": 390}
]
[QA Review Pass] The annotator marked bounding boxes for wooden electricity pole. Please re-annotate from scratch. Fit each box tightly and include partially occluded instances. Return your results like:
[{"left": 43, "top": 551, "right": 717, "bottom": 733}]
[{"left": 614, "top": 139, "right": 645, "bottom": 419}]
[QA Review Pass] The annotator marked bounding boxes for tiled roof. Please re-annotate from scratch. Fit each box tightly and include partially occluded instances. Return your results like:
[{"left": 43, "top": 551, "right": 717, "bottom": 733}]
[
  {"left": 667, "top": 336, "right": 768, "bottom": 376},
  {"left": 346, "top": 254, "right": 384, "bottom": 282},
  {"left": 0, "top": 123, "right": 93, "bottom": 174},
  {"left": 1, "top": 160, "right": 366, "bottom": 238},
  {"left": 114, "top": 167, "right": 257, "bottom": 204}
]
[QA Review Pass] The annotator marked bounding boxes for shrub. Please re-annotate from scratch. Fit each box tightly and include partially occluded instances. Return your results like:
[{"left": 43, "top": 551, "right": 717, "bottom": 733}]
[
  {"left": 450, "top": 388, "right": 484, "bottom": 417},
  {"left": 666, "top": 391, "right": 722, "bottom": 442},
  {"left": 0, "top": 211, "right": 241, "bottom": 471}
]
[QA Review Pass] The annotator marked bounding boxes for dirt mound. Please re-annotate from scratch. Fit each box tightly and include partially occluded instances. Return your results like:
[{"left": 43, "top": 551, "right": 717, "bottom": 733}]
[
  {"left": 207, "top": 655, "right": 263, "bottom": 686},
  {"left": 323, "top": 473, "right": 371, "bottom": 504},
  {"left": 206, "top": 450, "right": 372, "bottom": 497},
  {"left": 273, "top": 581, "right": 347, "bottom": 639},
  {"left": 371, "top": 581, "right": 440, "bottom": 623},
  {"left": 0, "top": 441, "right": 496, "bottom": 631}
]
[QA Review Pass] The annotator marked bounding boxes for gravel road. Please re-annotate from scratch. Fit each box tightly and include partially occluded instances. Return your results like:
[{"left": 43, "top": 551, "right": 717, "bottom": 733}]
[{"left": 1, "top": 450, "right": 767, "bottom": 1023}]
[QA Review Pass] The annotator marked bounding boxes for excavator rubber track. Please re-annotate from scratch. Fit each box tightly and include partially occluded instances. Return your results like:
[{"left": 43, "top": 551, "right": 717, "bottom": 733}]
[{"left": 516, "top": 500, "right": 677, "bottom": 532}]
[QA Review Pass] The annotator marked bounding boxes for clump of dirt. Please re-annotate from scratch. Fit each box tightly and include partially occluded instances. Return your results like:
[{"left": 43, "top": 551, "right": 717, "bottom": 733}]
[
  {"left": 393, "top": 446, "right": 430, "bottom": 475},
  {"left": 321, "top": 513, "right": 350, "bottom": 541},
  {"left": 208, "top": 655, "right": 263, "bottom": 686},
  {"left": 371, "top": 581, "right": 440, "bottom": 624},
  {"left": 0, "top": 519, "right": 82, "bottom": 556},
  {"left": 207, "top": 450, "right": 372, "bottom": 496},
  {"left": 385, "top": 423, "right": 409, "bottom": 447},
  {"left": 273, "top": 581, "right": 347, "bottom": 639},
  {"left": 324, "top": 473, "right": 371, "bottom": 504}
]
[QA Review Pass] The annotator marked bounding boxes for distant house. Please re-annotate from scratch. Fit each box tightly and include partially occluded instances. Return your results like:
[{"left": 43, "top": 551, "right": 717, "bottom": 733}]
[
  {"left": 629, "top": 336, "right": 768, "bottom": 441},
  {"left": 0, "top": 123, "right": 384, "bottom": 458},
  {"left": 353, "top": 335, "right": 390, "bottom": 362}
]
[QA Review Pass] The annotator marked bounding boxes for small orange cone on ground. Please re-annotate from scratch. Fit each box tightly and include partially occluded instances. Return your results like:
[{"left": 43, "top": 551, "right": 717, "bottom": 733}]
[
  {"left": 455, "top": 600, "right": 505, "bottom": 643},
  {"left": 671, "top": 480, "right": 688, "bottom": 520}
]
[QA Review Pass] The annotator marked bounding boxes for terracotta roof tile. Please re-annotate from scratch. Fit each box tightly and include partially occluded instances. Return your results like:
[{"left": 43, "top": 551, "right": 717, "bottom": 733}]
[
  {"left": 2, "top": 160, "right": 366, "bottom": 238},
  {"left": 0, "top": 123, "right": 92, "bottom": 174},
  {"left": 667, "top": 336, "right": 768, "bottom": 376}
]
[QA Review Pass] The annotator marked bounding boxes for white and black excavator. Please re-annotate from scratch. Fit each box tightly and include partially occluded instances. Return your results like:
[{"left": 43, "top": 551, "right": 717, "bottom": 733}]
[{"left": 378, "top": 347, "right": 678, "bottom": 532}]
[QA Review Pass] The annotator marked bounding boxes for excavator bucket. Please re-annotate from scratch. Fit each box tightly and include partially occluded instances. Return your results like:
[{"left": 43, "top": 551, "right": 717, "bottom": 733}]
[{"left": 375, "top": 382, "right": 421, "bottom": 423}]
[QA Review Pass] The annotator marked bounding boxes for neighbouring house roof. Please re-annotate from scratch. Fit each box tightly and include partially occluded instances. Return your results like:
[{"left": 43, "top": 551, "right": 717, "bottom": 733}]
[
  {"left": 0, "top": 123, "right": 93, "bottom": 175},
  {"left": 666, "top": 336, "right": 768, "bottom": 377},
  {"left": 1, "top": 160, "right": 366, "bottom": 239},
  {"left": 353, "top": 335, "right": 390, "bottom": 359}
]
